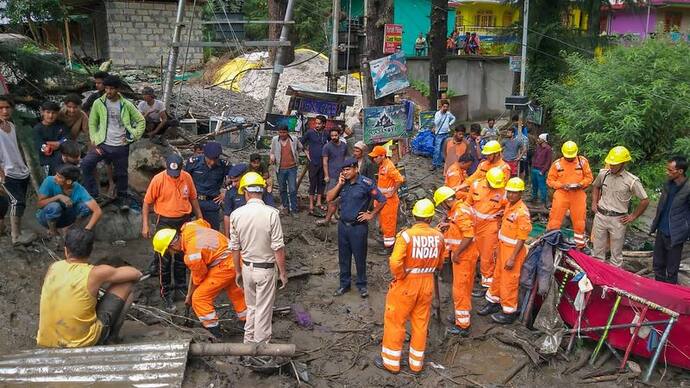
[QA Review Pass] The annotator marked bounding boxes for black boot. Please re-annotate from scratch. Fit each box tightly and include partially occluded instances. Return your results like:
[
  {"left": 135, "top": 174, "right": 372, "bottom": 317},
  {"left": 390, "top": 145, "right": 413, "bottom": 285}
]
[
  {"left": 491, "top": 312, "right": 517, "bottom": 324},
  {"left": 172, "top": 253, "right": 188, "bottom": 292},
  {"left": 373, "top": 356, "right": 399, "bottom": 375},
  {"left": 207, "top": 326, "right": 223, "bottom": 339},
  {"left": 471, "top": 287, "right": 487, "bottom": 297},
  {"left": 477, "top": 302, "right": 501, "bottom": 316},
  {"left": 448, "top": 325, "right": 471, "bottom": 337},
  {"left": 159, "top": 253, "right": 175, "bottom": 311}
]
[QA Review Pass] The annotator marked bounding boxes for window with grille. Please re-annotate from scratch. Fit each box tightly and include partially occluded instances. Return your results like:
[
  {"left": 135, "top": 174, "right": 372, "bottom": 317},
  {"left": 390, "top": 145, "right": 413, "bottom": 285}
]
[
  {"left": 664, "top": 12, "right": 682, "bottom": 32},
  {"left": 475, "top": 11, "right": 495, "bottom": 27}
]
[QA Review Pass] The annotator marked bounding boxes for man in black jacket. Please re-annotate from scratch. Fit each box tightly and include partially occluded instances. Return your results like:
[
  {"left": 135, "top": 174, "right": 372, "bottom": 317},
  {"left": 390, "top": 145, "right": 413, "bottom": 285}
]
[{"left": 651, "top": 156, "right": 690, "bottom": 284}]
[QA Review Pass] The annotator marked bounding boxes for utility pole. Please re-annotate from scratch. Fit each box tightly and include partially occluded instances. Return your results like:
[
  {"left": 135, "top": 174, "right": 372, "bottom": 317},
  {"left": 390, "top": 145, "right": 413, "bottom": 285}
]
[
  {"left": 162, "top": 0, "right": 186, "bottom": 107},
  {"left": 360, "top": 0, "right": 372, "bottom": 107},
  {"left": 519, "top": 0, "right": 529, "bottom": 97},
  {"left": 328, "top": 0, "right": 341, "bottom": 92},
  {"left": 262, "top": 0, "right": 296, "bottom": 134}
]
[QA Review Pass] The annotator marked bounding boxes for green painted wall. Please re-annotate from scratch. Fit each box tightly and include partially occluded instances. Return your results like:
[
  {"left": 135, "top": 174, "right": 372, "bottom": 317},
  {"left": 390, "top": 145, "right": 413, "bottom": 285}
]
[{"left": 341, "top": 0, "right": 455, "bottom": 56}]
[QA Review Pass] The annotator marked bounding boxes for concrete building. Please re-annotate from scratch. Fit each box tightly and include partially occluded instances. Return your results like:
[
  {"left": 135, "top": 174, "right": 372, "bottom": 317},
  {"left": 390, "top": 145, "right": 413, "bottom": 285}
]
[{"left": 601, "top": 0, "right": 690, "bottom": 40}]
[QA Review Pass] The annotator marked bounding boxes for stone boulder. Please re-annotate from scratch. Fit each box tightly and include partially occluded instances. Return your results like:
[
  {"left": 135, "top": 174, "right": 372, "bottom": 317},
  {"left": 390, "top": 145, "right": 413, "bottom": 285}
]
[
  {"left": 93, "top": 208, "right": 142, "bottom": 241},
  {"left": 128, "top": 139, "right": 180, "bottom": 194}
]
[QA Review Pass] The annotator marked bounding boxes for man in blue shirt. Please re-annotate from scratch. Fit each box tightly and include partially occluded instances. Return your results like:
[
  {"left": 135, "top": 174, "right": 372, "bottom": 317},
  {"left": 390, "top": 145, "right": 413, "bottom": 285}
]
[
  {"left": 431, "top": 101, "right": 456, "bottom": 171},
  {"left": 301, "top": 115, "right": 329, "bottom": 216},
  {"left": 34, "top": 101, "right": 68, "bottom": 177},
  {"left": 222, "top": 163, "right": 275, "bottom": 237},
  {"left": 327, "top": 157, "right": 386, "bottom": 298},
  {"left": 36, "top": 165, "right": 102, "bottom": 237},
  {"left": 185, "top": 141, "right": 229, "bottom": 230},
  {"left": 320, "top": 127, "right": 349, "bottom": 225}
]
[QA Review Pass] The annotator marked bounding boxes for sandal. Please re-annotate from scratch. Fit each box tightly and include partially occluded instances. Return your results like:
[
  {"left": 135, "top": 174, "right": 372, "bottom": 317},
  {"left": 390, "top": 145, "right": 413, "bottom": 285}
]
[{"left": 318, "top": 204, "right": 327, "bottom": 211}]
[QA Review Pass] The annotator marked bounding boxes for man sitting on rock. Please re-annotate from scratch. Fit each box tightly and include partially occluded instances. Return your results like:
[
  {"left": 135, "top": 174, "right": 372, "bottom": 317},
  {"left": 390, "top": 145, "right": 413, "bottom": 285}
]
[
  {"left": 36, "top": 165, "right": 102, "bottom": 239},
  {"left": 37, "top": 226, "right": 141, "bottom": 347}
]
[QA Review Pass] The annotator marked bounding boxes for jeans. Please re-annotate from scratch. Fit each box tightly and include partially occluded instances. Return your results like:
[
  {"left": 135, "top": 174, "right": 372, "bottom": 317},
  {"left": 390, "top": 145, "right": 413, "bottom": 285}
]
[
  {"left": 530, "top": 168, "right": 548, "bottom": 203},
  {"left": 37, "top": 201, "right": 92, "bottom": 228},
  {"left": 432, "top": 133, "right": 448, "bottom": 168},
  {"left": 277, "top": 166, "right": 298, "bottom": 212},
  {"left": 338, "top": 221, "right": 369, "bottom": 290},
  {"left": 81, "top": 144, "right": 130, "bottom": 198},
  {"left": 652, "top": 233, "right": 684, "bottom": 284}
]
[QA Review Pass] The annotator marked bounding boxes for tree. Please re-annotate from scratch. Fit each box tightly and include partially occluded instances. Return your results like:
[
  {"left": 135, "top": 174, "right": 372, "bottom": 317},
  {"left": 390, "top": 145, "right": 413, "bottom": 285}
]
[
  {"left": 428, "top": 0, "right": 447, "bottom": 109},
  {"left": 361, "top": 0, "right": 394, "bottom": 106},
  {"left": 542, "top": 38, "right": 690, "bottom": 189},
  {"left": 5, "top": 0, "right": 65, "bottom": 44}
]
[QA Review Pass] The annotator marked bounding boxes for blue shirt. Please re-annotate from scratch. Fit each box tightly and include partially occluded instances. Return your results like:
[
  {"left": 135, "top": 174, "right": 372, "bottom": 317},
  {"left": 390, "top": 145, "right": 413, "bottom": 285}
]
[
  {"left": 301, "top": 129, "right": 328, "bottom": 166},
  {"left": 223, "top": 186, "right": 275, "bottom": 216},
  {"left": 658, "top": 181, "right": 682, "bottom": 237},
  {"left": 38, "top": 176, "right": 92, "bottom": 205},
  {"left": 184, "top": 155, "right": 229, "bottom": 197},
  {"left": 338, "top": 175, "right": 386, "bottom": 223},
  {"left": 322, "top": 141, "right": 348, "bottom": 179}
]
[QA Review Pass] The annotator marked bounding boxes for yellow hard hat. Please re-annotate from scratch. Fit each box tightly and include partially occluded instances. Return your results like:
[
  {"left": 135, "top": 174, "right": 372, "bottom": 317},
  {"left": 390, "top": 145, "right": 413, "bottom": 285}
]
[
  {"left": 412, "top": 198, "right": 435, "bottom": 218},
  {"left": 481, "top": 140, "right": 502, "bottom": 155},
  {"left": 433, "top": 186, "right": 456, "bottom": 206},
  {"left": 561, "top": 141, "right": 579, "bottom": 158},
  {"left": 505, "top": 177, "right": 526, "bottom": 192},
  {"left": 486, "top": 166, "right": 506, "bottom": 189},
  {"left": 604, "top": 146, "right": 632, "bottom": 165},
  {"left": 152, "top": 228, "right": 177, "bottom": 256},
  {"left": 238, "top": 171, "right": 266, "bottom": 195}
]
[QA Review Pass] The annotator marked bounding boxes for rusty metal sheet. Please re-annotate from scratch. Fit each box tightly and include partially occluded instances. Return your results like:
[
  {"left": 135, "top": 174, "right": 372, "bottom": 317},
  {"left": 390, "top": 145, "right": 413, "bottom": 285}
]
[{"left": 0, "top": 340, "right": 191, "bottom": 387}]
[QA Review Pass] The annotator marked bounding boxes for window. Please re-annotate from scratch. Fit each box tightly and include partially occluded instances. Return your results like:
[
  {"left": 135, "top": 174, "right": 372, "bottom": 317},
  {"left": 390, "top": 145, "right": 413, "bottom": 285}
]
[
  {"left": 502, "top": 11, "right": 514, "bottom": 27},
  {"left": 475, "top": 10, "right": 495, "bottom": 27},
  {"left": 664, "top": 12, "right": 682, "bottom": 32},
  {"left": 456, "top": 11, "right": 464, "bottom": 28}
]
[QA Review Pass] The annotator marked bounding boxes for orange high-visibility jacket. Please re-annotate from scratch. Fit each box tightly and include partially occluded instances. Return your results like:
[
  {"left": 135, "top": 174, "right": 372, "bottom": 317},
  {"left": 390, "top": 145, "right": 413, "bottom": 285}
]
[
  {"left": 466, "top": 179, "right": 507, "bottom": 223},
  {"left": 465, "top": 158, "right": 511, "bottom": 186},
  {"left": 546, "top": 156, "right": 593, "bottom": 190},
  {"left": 499, "top": 200, "right": 532, "bottom": 246},
  {"left": 377, "top": 158, "right": 405, "bottom": 197},
  {"left": 444, "top": 200, "right": 475, "bottom": 250},
  {"left": 390, "top": 223, "right": 445, "bottom": 280},
  {"left": 444, "top": 162, "right": 469, "bottom": 198},
  {"left": 180, "top": 219, "right": 235, "bottom": 286}
]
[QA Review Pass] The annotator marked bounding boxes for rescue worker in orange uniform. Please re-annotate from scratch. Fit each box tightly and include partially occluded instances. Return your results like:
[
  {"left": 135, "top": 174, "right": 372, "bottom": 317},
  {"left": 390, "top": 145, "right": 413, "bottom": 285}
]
[
  {"left": 434, "top": 186, "right": 479, "bottom": 337},
  {"left": 444, "top": 153, "right": 473, "bottom": 201},
  {"left": 374, "top": 199, "right": 445, "bottom": 374},
  {"left": 152, "top": 219, "right": 247, "bottom": 338},
  {"left": 546, "top": 141, "right": 593, "bottom": 248},
  {"left": 369, "top": 145, "right": 405, "bottom": 250},
  {"left": 466, "top": 167, "right": 507, "bottom": 294},
  {"left": 465, "top": 140, "right": 511, "bottom": 187},
  {"left": 478, "top": 177, "right": 532, "bottom": 324}
]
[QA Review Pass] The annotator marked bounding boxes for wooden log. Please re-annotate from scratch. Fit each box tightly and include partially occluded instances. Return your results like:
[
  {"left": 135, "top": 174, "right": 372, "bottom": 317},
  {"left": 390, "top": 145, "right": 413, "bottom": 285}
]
[{"left": 189, "top": 342, "right": 296, "bottom": 357}]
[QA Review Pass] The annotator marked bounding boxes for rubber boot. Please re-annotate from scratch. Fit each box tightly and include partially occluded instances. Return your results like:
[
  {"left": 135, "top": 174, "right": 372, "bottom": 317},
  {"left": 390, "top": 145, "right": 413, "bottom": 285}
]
[
  {"left": 172, "top": 253, "right": 188, "bottom": 300},
  {"left": 10, "top": 216, "right": 35, "bottom": 246},
  {"left": 159, "top": 253, "right": 175, "bottom": 311},
  {"left": 477, "top": 302, "right": 501, "bottom": 316}
]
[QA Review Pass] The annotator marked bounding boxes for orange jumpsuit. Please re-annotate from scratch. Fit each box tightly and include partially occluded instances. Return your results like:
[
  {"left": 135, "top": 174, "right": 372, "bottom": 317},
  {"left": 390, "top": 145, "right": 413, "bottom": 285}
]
[
  {"left": 445, "top": 201, "right": 479, "bottom": 329},
  {"left": 546, "top": 156, "right": 593, "bottom": 248},
  {"left": 444, "top": 162, "right": 469, "bottom": 201},
  {"left": 486, "top": 200, "right": 532, "bottom": 313},
  {"left": 180, "top": 219, "right": 247, "bottom": 328},
  {"left": 466, "top": 179, "right": 506, "bottom": 288},
  {"left": 375, "top": 158, "right": 405, "bottom": 248},
  {"left": 465, "top": 158, "right": 511, "bottom": 187},
  {"left": 381, "top": 223, "right": 445, "bottom": 373}
]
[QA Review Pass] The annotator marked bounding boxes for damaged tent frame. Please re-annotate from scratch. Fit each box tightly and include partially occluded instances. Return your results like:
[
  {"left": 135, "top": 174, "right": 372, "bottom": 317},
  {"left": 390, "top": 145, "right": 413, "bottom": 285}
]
[{"left": 554, "top": 256, "right": 679, "bottom": 383}]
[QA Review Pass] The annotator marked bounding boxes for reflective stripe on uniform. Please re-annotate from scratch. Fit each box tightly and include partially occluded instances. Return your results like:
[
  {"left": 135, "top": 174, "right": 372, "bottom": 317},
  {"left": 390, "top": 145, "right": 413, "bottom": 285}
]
[
  {"left": 406, "top": 267, "right": 436, "bottom": 274},
  {"left": 382, "top": 356, "right": 400, "bottom": 367},
  {"left": 384, "top": 237, "right": 396, "bottom": 247},
  {"left": 188, "top": 252, "right": 202, "bottom": 261},
  {"left": 444, "top": 238, "right": 463, "bottom": 245},
  {"left": 198, "top": 312, "right": 217, "bottom": 321},
  {"left": 473, "top": 209, "right": 495, "bottom": 220},
  {"left": 503, "top": 306, "right": 517, "bottom": 314},
  {"left": 498, "top": 231, "right": 518, "bottom": 246},
  {"left": 409, "top": 347, "right": 425, "bottom": 358},
  {"left": 236, "top": 310, "right": 247, "bottom": 318},
  {"left": 401, "top": 231, "right": 410, "bottom": 243},
  {"left": 485, "top": 289, "right": 500, "bottom": 304},
  {"left": 408, "top": 358, "right": 424, "bottom": 367},
  {"left": 381, "top": 347, "right": 402, "bottom": 357},
  {"left": 378, "top": 187, "right": 395, "bottom": 194}
]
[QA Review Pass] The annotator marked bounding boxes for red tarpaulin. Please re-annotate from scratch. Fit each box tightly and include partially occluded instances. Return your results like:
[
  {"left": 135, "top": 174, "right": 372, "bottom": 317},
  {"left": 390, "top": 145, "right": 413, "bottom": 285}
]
[{"left": 558, "top": 250, "right": 690, "bottom": 370}]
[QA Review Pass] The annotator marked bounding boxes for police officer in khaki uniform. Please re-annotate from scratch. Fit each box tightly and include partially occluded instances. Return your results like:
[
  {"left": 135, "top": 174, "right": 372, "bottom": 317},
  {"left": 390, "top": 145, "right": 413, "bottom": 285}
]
[{"left": 591, "top": 146, "right": 649, "bottom": 267}]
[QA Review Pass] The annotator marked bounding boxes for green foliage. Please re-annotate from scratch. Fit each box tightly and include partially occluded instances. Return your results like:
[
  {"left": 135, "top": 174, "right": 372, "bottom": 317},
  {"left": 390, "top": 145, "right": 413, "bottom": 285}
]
[
  {"left": 5, "top": 0, "right": 65, "bottom": 24},
  {"left": 410, "top": 79, "right": 430, "bottom": 97},
  {"left": 542, "top": 38, "right": 690, "bottom": 189}
]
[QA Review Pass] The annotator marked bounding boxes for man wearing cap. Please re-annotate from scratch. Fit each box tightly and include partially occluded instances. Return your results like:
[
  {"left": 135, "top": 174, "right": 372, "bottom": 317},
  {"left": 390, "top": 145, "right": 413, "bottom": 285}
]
[
  {"left": 82, "top": 75, "right": 145, "bottom": 208},
  {"left": 591, "top": 146, "right": 649, "bottom": 267},
  {"left": 185, "top": 141, "right": 229, "bottom": 230},
  {"left": 137, "top": 87, "right": 170, "bottom": 138},
  {"left": 230, "top": 172, "right": 286, "bottom": 344},
  {"left": 142, "top": 154, "right": 203, "bottom": 310},
  {"left": 353, "top": 141, "right": 377, "bottom": 180},
  {"left": 223, "top": 164, "right": 276, "bottom": 237},
  {"left": 369, "top": 145, "right": 405, "bottom": 250},
  {"left": 270, "top": 125, "right": 304, "bottom": 215},
  {"left": 530, "top": 134, "right": 552, "bottom": 207},
  {"left": 328, "top": 157, "right": 386, "bottom": 297},
  {"left": 465, "top": 140, "right": 511, "bottom": 187}
]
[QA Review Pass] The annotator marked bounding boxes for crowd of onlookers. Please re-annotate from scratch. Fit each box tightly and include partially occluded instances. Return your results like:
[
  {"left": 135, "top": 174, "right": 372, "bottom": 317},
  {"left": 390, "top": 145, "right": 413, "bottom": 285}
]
[{"left": 414, "top": 31, "right": 481, "bottom": 56}]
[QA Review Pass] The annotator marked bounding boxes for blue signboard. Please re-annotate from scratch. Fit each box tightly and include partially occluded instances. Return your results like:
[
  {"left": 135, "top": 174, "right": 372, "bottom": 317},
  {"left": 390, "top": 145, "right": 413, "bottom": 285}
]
[{"left": 370, "top": 51, "right": 410, "bottom": 99}]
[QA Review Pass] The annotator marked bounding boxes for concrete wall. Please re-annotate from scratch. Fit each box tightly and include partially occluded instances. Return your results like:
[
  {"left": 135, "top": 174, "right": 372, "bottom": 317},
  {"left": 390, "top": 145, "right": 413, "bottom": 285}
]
[
  {"left": 406, "top": 56, "right": 513, "bottom": 120},
  {"left": 608, "top": 10, "right": 657, "bottom": 36},
  {"left": 104, "top": 0, "right": 204, "bottom": 67}
]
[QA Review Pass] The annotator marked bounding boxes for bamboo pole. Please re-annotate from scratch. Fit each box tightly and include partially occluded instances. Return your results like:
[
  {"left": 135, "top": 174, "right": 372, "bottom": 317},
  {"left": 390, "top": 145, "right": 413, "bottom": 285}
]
[
  {"left": 590, "top": 294, "right": 621, "bottom": 365},
  {"left": 619, "top": 305, "right": 648, "bottom": 372},
  {"left": 64, "top": 18, "right": 73, "bottom": 69}
]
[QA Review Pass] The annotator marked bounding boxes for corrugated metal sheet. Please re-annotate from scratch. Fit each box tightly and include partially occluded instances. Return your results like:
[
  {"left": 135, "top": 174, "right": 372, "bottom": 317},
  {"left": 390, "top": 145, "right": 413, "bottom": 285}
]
[{"left": 0, "top": 340, "right": 190, "bottom": 387}]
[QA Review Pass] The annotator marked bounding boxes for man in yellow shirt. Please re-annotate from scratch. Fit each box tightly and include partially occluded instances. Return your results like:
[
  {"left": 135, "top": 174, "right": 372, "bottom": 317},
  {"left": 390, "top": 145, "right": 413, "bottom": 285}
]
[{"left": 37, "top": 227, "right": 141, "bottom": 347}]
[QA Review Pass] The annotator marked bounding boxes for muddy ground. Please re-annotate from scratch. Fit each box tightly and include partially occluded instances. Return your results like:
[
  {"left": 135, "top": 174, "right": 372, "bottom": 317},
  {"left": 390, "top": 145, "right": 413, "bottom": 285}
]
[{"left": 1, "top": 152, "right": 688, "bottom": 388}]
